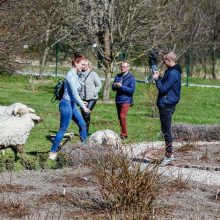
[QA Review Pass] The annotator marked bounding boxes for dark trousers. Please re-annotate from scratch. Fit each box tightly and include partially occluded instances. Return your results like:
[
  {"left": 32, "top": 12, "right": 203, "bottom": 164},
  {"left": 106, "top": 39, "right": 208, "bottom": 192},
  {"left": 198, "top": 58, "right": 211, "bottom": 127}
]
[
  {"left": 159, "top": 107, "right": 175, "bottom": 155},
  {"left": 81, "top": 99, "right": 97, "bottom": 134},
  {"left": 116, "top": 103, "right": 130, "bottom": 137}
]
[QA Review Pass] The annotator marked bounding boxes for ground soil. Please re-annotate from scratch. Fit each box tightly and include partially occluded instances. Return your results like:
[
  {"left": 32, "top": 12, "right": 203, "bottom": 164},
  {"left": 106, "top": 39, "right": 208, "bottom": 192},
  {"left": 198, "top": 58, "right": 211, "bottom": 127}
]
[{"left": 0, "top": 141, "right": 219, "bottom": 220}]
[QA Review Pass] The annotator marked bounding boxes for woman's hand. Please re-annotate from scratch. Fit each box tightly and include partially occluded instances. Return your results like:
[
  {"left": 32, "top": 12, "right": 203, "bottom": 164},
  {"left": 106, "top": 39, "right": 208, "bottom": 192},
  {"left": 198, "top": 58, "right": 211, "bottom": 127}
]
[{"left": 84, "top": 107, "right": 91, "bottom": 113}]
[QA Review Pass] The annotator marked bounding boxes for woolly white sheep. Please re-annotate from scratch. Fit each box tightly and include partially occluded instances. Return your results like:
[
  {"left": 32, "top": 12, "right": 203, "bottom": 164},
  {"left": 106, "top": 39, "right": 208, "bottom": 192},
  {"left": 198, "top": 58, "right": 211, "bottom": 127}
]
[
  {"left": 0, "top": 103, "right": 42, "bottom": 156},
  {"left": 59, "top": 129, "right": 122, "bottom": 166},
  {"left": 89, "top": 129, "right": 121, "bottom": 149}
]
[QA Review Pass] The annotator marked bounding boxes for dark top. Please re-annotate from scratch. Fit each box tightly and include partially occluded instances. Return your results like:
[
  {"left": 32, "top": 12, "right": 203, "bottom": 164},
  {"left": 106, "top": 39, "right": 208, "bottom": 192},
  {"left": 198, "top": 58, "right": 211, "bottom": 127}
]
[
  {"left": 149, "top": 48, "right": 159, "bottom": 66},
  {"left": 112, "top": 72, "right": 136, "bottom": 104},
  {"left": 156, "top": 64, "right": 182, "bottom": 108}
]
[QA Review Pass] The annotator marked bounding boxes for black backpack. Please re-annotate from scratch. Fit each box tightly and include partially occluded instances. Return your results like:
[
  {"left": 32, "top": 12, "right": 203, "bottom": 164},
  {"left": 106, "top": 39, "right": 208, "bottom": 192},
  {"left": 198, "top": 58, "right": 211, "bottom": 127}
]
[{"left": 51, "top": 79, "right": 65, "bottom": 103}]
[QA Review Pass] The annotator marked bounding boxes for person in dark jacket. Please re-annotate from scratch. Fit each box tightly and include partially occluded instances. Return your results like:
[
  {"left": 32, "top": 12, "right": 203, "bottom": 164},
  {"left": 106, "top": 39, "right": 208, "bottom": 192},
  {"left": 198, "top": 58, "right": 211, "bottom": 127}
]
[
  {"left": 112, "top": 61, "right": 136, "bottom": 139},
  {"left": 153, "top": 51, "right": 181, "bottom": 166},
  {"left": 146, "top": 47, "right": 159, "bottom": 83}
]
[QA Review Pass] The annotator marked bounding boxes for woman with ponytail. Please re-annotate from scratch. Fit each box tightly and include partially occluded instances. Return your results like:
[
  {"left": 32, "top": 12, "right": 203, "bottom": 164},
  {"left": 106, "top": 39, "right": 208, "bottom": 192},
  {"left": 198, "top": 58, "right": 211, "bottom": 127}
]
[{"left": 49, "top": 53, "right": 90, "bottom": 160}]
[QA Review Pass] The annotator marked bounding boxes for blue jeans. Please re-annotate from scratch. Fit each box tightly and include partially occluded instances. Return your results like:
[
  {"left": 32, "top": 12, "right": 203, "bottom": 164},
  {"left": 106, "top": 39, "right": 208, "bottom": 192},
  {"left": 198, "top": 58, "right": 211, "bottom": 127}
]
[{"left": 50, "top": 99, "right": 87, "bottom": 152}]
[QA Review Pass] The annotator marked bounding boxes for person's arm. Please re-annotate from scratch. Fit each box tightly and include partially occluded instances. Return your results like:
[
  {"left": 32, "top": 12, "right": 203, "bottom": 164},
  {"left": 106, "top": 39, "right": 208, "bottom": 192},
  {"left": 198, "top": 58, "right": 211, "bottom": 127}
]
[
  {"left": 155, "top": 70, "right": 179, "bottom": 94},
  {"left": 119, "top": 76, "right": 136, "bottom": 95},
  {"left": 112, "top": 76, "right": 118, "bottom": 91},
  {"left": 93, "top": 72, "right": 102, "bottom": 95},
  {"left": 68, "top": 74, "right": 87, "bottom": 110}
]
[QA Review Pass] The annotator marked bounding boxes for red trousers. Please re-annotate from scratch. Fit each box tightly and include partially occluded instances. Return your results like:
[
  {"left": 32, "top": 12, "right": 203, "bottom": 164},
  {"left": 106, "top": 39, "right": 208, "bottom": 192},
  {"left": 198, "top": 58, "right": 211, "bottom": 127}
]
[{"left": 116, "top": 103, "right": 130, "bottom": 137}]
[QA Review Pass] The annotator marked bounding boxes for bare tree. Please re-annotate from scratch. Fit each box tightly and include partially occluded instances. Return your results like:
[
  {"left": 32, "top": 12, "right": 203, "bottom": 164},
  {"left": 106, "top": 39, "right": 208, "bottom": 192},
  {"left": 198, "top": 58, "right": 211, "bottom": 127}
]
[
  {"left": 0, "top": 0, "right": 47, "bottom": 72},
  {"left": 208, "top": 0, "right": 220, "bottom": 79},
  {"left": 77, "top": 0, "right": 160, "bottom": 101},
  {"left": 1, "top": 0, "right": 219, "bottom": 87},
  {"left": 76, "top": 0, "right": 217, "bottom": 100}
]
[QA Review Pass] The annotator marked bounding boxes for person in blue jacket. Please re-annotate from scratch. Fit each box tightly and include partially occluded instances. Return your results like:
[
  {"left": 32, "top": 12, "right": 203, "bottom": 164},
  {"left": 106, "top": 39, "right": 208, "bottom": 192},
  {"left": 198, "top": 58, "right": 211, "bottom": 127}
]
[
  {"left": 112, "top": 61, "right": 136, "bottom": 139},
  {"left": 153, "top": 52, "right": 181, "bottom": 166}
]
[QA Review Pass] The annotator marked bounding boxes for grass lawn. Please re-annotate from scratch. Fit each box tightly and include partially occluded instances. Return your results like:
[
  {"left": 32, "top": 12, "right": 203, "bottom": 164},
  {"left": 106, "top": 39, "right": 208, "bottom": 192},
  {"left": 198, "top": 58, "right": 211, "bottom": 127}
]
[
  {"left": 0, "top": 73, "right": 220, "bottom": 155},
  {"left": 182, "top": 76, "right": 220, "bottom": 86}
]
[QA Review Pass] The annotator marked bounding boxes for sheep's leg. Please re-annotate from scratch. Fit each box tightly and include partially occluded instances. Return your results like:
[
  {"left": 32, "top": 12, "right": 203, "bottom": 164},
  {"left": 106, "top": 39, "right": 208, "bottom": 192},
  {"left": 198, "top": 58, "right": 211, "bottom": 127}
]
[
  {"left": 11, "top": 145, "right": 23, "bottom": 161},
  {"left": 16, "top": 145, "right": 24, "bottom": 154}
]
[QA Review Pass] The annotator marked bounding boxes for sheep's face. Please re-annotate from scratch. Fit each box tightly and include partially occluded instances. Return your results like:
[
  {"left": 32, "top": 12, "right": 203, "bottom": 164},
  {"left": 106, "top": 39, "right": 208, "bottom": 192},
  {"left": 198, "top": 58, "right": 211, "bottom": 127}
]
[
  {"left": 9, "top": 103, "right": 42, "bottom": 124},
  {"left": 23, "top": 113, "right": 43, "bottom": 124},
  {"left": 13, "top": 103, "right": 35, "bottom": 116}
]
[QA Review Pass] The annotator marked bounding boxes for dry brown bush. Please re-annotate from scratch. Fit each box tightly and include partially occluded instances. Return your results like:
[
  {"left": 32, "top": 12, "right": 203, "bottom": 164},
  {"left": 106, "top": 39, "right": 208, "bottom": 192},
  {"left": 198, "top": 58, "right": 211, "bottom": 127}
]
[
  {"left": 0, "top": 201, "right": 28, "bottom": 218},
  {"left": 172, "top": 123, "right": 220, "bottom": 141},
  {"left": 90, "top": 148, "right": 160, "bottom": 220}
]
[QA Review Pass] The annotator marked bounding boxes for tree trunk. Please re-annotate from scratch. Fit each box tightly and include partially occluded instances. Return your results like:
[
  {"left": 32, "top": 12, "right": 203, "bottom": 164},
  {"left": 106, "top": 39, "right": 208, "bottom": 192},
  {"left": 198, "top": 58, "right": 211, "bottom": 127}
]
[
  {"left": 103, "top": 70, "right": 112, "bottom": 102},
  {"left": 39, "top": 46, "right": 49, "bottom": 78},
  {"left": 102, "top": 28, "right": 112, "bottom": 102},
  {"left": 203, "top": 59, "right": 207, "bottom": 79},
  {"left": 211, "top": 42, "right": 217, "bottom": 80},
  {"left": 211, "top": 8, "right": 217, "bottom": 80},
  {"left": 39, "top": 29, "right": 50, "bottom": 78}
]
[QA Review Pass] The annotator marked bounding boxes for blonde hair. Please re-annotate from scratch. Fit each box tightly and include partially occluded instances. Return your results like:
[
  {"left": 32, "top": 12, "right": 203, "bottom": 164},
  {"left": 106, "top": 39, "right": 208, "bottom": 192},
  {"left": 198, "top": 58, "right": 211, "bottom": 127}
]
[
  {"left": 164, "top": 52, "right": 176, "bottom": 62},
  {"left": 85, "top": 59, "right": 94, "bottom": 70}
]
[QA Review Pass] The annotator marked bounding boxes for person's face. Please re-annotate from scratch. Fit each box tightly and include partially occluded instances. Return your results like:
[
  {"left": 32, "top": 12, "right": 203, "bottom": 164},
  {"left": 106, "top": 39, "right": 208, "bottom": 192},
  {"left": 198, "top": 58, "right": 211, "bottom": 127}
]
[
  {"left": 163, "top": 56, "right": 171, "bottom": 68},
  {"left": 120, "top": 63, "right": 129, "bottom": 73},
  {"left": 75, "top": 60, "right": 85, "bottom": 72},
  {"left": 81, "top": 61, "right": 89, "bottom": 72}
]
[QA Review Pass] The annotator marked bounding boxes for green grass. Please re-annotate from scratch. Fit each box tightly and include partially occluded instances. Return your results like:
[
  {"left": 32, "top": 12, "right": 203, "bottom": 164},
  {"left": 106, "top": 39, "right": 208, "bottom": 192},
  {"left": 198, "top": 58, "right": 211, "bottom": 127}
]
[
  {"left": 0, "top": 72, "right": 220, "bottom": 156},
  {"left": 182, "top": 76, "right": 220, "bottom": 86}
]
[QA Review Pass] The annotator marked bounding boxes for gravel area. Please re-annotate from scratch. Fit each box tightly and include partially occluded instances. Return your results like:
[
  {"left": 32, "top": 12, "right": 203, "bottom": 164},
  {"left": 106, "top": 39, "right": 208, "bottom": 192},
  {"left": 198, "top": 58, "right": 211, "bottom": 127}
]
[
  {"left": 129, "top": 141, "right": 220, "bottom": 187},
  {"left": 0, "top": 141, "right": 219, "bottom": 219}
]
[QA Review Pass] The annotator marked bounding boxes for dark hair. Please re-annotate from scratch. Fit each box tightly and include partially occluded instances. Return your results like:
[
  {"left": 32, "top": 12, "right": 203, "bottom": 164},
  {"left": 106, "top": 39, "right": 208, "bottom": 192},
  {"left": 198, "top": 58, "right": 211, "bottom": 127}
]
[{"left": 72, "top": 53, "right": 86, "bottom": 66}]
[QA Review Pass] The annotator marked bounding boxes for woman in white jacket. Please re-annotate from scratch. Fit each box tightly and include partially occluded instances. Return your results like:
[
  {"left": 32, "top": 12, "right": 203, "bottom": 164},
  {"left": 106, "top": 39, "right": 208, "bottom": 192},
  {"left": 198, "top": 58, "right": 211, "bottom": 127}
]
[{"left": 79, "top": 60, "right": 102, "bottom": 135}]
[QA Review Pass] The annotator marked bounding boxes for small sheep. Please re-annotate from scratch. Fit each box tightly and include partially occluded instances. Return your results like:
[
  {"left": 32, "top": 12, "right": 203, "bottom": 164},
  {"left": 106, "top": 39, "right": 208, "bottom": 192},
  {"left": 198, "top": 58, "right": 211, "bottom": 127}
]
[
  {"left": 59, "top": 129, "right": 122, "bottom": 166},
  {"left": 89, "top": 129, "right": 121, "bottom": 149},
  {"left": 0, "top": 103, "right": 42, "bottom": 156}
]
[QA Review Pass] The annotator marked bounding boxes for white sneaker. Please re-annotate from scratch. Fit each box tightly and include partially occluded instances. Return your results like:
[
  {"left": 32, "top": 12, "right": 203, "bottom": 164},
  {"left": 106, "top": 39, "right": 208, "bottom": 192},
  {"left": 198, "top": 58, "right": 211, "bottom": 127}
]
[
  {"left": 48, "top": 152, "right": 57, "bottom": 160},
  {"left": 160, "top": 155, "right": 175, "bottom": 166}
]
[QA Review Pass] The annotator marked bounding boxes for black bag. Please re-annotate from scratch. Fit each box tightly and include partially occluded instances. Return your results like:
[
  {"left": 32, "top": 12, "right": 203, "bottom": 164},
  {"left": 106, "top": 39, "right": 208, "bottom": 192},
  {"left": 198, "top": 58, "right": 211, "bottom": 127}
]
[{"left": 51, "top": 79, "right": 65, "bottom": 103}]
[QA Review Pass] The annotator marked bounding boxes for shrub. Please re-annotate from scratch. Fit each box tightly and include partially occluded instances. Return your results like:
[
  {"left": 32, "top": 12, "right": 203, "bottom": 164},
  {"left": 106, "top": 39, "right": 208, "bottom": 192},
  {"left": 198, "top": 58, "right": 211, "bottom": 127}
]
[
  {"left": 4, "top": 156, "right": 15, "bottom": 171},
  {"left": 147, "top": 84, "right": 158, "bottom": 118},
  {"left": 90, "top": 147, "right": 160, "bottom": 219},
  {"left": 172, "top": 123, "right": 220, "bottom": 141},
  {"left": 38, "top": 153, "right": 48, "bottom": 169},
  {"left": 20, "top": 155, "right": 37, "bottom": 170},
  {"left": 0, "top": 156, "right": 4, "bottom": 172},
  {"left": 56, "top": 152, "right": 69, "bottom": 169}
]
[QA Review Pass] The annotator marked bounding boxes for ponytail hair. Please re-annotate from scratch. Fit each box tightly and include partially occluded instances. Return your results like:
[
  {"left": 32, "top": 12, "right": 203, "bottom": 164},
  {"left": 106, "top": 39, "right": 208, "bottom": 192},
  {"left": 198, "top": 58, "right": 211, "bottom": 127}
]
[{"left": 72, "top": 53, "right": 86, "bottom": 66}]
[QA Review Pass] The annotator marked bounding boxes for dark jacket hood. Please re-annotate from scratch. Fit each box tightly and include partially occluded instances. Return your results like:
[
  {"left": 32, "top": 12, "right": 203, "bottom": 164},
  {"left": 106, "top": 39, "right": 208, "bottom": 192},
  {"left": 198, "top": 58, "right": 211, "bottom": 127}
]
[{"left": 168, "top": 64, "right": 182, "bottom": 73}]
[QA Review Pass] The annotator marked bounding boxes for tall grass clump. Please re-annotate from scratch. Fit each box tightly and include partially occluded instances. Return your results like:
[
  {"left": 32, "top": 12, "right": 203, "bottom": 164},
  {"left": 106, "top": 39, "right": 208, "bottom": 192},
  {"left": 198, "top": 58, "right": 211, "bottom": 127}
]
[
  {"left": 147, "top": 84, "right": 159, "bottom": 118},
  {"left": 91, "top": 147, "right": 160, "bottom": 219}
]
